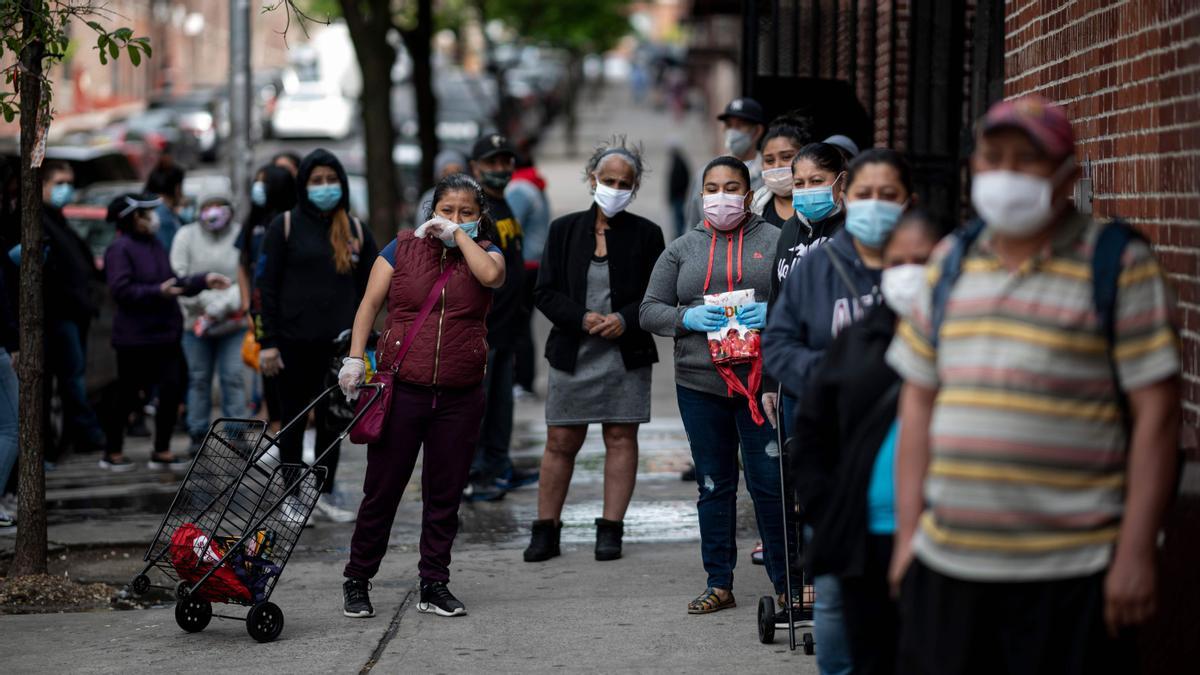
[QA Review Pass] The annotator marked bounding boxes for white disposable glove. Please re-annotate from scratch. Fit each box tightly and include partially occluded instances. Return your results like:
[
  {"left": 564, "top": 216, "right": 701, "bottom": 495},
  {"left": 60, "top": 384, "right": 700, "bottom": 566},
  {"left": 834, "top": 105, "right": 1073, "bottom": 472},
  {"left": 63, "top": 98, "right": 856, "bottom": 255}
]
[
  {"left": 415, "top": 216, "right": 460, "bottom": 245},
  {"left": 259, "top": 348, "right": 284, "bottom": 377},
  {"left": 338, "top": 357, "right": 366, "bottom": 401}
]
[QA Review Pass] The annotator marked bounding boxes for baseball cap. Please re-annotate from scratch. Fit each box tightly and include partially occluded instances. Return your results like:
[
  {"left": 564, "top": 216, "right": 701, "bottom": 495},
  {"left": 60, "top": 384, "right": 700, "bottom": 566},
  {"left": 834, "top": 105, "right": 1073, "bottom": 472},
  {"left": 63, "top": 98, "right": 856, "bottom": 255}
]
[
  {"left": 717, "top": 97, "right": 765, "bottom": 126},
  {"left": 471, "top": 133, "right": 516, "bottom": 162},
  {"left": 978, "top": 95, "right": 1075, "bottom": 160},
  {"left": 106, "top": 192, "right": 162, "bottom": 223},
  {"left": 823, "top": 134, "right": 860, "bottom": 158}
]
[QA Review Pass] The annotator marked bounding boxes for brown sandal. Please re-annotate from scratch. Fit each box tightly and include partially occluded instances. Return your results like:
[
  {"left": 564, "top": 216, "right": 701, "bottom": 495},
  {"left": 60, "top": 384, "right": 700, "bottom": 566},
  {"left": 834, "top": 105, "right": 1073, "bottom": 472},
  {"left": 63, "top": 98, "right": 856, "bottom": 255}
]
[{"left": 688, "top": 587, "right": 736, "bottom": 614}]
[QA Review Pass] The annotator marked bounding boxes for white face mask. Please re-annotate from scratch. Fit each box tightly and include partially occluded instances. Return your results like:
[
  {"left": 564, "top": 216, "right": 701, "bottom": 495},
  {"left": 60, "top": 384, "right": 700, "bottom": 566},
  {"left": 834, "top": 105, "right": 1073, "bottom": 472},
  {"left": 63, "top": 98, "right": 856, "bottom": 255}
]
[
  {"left": 880, "top": 264, "right": 926, "bottom": 319},
  {"left": 142, "top": 209, "right": 162, "bottom": 235},
  {"left": 593, "top": 182, "right": 634, "bottom": 218},
  {"left": 761, "top": 167, "right": 793, "bottom": 197},
  {"left": 725, "top": 128, "right": 753, "bottom": 157},
  {"left": 971, "top": 160, "right": 1073, "bottom": 237}
]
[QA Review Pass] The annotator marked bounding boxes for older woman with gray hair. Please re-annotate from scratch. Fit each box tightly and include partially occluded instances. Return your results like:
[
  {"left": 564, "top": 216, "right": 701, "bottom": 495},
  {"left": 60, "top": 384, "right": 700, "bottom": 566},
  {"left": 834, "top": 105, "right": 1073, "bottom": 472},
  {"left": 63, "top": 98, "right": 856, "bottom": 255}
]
[{"left": 524, "top": 138, "right": 665, "bottom": 563}]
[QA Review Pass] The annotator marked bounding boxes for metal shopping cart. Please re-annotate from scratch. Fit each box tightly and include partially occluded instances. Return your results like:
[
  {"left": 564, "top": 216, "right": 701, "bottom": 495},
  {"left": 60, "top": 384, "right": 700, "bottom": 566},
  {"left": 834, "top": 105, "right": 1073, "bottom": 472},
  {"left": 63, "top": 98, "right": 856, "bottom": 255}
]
[
  {"left": 757, "top": 420, "right": 816, "bottom": 654},
  {"left": 127, "top": 384, "right": 382, "bottom": 642}
]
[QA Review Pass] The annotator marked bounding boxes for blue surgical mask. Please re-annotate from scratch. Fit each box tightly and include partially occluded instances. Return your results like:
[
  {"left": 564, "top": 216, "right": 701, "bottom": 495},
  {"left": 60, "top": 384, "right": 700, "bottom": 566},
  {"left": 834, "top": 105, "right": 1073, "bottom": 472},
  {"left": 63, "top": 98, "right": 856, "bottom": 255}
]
[
  {"left": 178, "top": 204, "right": 197, "bottom": 224},
  {"left": 845, "top": 199, "right": 906, "bottom": 248},
  {"left": 792, "top": 186, "right": 838, "bottom": 223},
  {"left": 307, "top": 184, "right": 343, "bottom": 212},
  {"left": 250, "top": 181, "right": 267, "bottom": 207},
  {"left": 445, "top": 220, "right": 479, "bottom": 248},
  {"left": 49, "top": 183, "right": 75, "bottom": 209}
]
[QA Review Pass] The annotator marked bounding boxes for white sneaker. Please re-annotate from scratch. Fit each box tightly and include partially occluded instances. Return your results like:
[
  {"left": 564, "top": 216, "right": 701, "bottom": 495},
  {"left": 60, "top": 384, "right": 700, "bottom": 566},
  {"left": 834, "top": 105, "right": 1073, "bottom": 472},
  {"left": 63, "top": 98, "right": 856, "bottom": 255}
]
[
  {"left": 0, "top": 507, "right": 14, "bottom": 529},
  {"left": 313, "top": 492, "right": 356, "bottom": 524}
]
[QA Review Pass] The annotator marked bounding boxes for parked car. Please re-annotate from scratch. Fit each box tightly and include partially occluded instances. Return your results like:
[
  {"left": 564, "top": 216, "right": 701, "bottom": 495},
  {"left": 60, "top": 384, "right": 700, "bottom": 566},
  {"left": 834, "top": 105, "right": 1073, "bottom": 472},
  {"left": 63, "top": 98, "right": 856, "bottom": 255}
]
[
  {"left": 115, "top": 108, "right": 202, "bottom": 167},
  {"left": 148, "top": 89, "right": 232, "bottom": 162},
  {"left": 272, "top": 86, "right": 357, "bottom": 140}
]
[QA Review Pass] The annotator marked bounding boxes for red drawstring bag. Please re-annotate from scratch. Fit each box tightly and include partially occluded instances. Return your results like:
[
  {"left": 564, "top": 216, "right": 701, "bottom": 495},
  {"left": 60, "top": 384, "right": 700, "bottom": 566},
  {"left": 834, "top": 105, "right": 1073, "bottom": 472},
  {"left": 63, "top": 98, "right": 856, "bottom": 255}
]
[
  {"left": 169, "top": 523, "right": 252, "bottom": 602},
  {"left": 704, "top": 289, "right": 766, "bottom": 426}
]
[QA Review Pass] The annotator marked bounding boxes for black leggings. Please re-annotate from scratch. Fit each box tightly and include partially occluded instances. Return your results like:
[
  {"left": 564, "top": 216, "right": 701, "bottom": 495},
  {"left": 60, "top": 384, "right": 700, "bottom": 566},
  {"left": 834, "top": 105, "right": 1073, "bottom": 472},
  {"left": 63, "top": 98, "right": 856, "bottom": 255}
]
[
  {"left": 103, "top": 344, "right": 187, "bottom": 457},
  {"left": 276, "top": 340, "right": 340, "bottom": 493}
]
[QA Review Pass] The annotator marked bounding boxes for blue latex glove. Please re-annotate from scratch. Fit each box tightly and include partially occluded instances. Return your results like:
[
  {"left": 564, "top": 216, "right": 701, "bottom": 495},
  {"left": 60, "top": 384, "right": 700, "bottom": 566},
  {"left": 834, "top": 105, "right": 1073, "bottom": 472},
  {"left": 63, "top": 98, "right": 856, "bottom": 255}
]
[
  {"left": 682, "top": 305, "right": 728, "bottom": 333},
  {"left": 736, "top": 302, "right": 768, "bottom": 330}
]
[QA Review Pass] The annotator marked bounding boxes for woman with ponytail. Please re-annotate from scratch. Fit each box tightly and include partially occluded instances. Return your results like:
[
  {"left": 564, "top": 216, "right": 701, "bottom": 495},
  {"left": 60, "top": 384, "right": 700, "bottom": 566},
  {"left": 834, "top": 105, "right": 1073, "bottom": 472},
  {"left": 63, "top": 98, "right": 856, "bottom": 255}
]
[{"left": 257, "top": 148, "right": 379, "bottom": 523}]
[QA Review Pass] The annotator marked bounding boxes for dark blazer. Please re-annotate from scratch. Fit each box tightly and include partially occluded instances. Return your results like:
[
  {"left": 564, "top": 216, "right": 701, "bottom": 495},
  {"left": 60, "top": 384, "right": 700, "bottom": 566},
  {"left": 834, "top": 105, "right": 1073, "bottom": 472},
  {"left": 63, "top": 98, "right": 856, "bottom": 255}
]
[
  {"left": 535, "top": 204, "right": 664, "bottom": 374},
  {"left": 790, "top": 303, "right": 900, "bottom": 578}
]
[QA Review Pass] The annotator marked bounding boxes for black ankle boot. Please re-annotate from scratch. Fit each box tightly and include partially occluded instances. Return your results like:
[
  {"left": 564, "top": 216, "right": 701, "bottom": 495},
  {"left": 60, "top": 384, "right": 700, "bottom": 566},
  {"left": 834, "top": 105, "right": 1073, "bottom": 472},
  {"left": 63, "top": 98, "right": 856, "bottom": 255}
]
[
  {"left": 524, "top": 519, "right": 562, "bottom": 562},
  {"left": 594, "top": 518, "right": 624, "bottom": 561}
]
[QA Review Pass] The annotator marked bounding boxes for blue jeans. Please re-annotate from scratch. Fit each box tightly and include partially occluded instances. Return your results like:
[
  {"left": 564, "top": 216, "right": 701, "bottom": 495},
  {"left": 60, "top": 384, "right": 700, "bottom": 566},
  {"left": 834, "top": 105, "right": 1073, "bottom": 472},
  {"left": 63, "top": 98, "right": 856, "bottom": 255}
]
[
  {"left": 181, "top": 331, "right": 248, "bottom": 438},
  {"left": 804, "top": 526, "right": 852, "bottom": 675},
  {"left": 677, "top": 384, "right": 787, "bottom": 594},
  {"left": 0, "top": 350, "right": 18, "bottom": 493},
  {"left": 48, "top": 318, "right": 104, "bottom": 448},
  {"left": 779, "top": 392, "right": 798, "bottom": 440}
]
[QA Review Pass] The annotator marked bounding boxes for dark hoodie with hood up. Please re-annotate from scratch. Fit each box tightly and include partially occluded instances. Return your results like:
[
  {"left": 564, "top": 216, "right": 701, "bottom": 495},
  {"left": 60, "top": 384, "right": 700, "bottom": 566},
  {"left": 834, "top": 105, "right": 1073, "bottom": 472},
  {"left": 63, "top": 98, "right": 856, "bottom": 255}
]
[
  {"left": 256, "top": 149, "right": 378, "bottom": 349},
  {"left": 762, "top": 227, "right": 882, "bottom": 398}
]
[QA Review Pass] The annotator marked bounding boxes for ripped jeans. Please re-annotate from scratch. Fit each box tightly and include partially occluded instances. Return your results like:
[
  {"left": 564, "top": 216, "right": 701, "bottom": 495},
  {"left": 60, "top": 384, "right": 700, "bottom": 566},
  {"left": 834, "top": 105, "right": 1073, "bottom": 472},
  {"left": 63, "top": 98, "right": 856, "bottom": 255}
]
[{"left": 677, "top": 384, "right": 788, "bottom": 594}]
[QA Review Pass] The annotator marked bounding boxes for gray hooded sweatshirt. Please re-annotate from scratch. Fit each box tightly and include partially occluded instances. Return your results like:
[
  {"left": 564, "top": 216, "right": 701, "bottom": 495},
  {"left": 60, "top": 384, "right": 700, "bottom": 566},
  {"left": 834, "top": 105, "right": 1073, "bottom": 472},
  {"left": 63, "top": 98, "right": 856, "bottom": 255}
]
[{"left": 640, "top": 215, "right": 780, "bottom": 397}]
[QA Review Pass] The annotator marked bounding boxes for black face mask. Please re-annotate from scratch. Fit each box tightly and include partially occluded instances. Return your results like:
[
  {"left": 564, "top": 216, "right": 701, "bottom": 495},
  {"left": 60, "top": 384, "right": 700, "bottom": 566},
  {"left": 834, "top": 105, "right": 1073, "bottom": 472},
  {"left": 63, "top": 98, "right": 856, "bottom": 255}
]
[{"left": 480, "top": 170, "right": 513, "bottom": 191}]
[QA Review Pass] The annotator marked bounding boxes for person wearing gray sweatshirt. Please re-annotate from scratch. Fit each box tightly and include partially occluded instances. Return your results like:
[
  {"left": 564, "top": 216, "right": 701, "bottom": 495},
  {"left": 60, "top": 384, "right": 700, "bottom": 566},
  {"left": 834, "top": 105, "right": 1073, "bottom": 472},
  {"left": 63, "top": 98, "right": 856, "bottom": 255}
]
[{"left": 640, "top": 156, "right": 788, "bottom": 615}]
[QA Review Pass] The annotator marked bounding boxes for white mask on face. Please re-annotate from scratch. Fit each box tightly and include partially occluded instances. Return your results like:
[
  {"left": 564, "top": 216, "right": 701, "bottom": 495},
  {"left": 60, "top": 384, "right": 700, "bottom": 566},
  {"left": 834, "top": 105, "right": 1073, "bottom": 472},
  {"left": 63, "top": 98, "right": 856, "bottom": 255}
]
[
  {"left": 881, "top": 264, "right": 926, "bottom": 319},
  {"left": 725, "top": 128, "right": 754, "bottom": 157},
  {"left": 143, "top": 209, "right": 162, "bottom": 235},
  {"left": 761, "top": 167, "right": 793, "bottom": 197},
  {"left": 593, "top": 182, "right": 634, "bottom": 218},
  {"left": 971, "top": 159, "right": 1073, "bottom": 237}
]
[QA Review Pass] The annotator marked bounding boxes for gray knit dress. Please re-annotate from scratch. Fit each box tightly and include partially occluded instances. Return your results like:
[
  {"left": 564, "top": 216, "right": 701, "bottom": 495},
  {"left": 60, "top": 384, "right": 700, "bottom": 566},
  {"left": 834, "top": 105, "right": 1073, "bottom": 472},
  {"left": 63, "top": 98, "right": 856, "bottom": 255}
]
[{"left": 545, "top": 256, "right": 652, "bottom": 425}]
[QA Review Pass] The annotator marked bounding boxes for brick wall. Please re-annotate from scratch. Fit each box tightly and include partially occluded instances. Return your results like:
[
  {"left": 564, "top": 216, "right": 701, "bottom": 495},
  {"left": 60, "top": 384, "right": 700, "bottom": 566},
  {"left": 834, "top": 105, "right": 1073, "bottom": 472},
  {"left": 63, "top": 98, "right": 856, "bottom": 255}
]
[
  {"left": 1004, "top": 0, "right": 1200, "bottom": 442},
  {"left": 864, "top": 0, "right": 910, "bottom": 149}
]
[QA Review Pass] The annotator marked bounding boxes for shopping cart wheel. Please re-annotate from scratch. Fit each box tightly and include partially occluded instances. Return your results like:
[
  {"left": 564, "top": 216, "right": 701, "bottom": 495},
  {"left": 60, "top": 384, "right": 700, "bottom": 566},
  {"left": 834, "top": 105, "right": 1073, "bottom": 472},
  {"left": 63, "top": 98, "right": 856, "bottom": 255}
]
[
  {"left": 130, "top": 574, "right": 150, "bottom": 596},
  {"left": 802, "top": 632, "right": 815, "bottom": 655},
  {"left": 757, "top": 596, "right": 776, "bottom": 644},
  {"left": 175, "top": 597, "right": 212, "bottom": 633},
  {"left": 246, "top": 601, "right": 284, "bottom": 643}
]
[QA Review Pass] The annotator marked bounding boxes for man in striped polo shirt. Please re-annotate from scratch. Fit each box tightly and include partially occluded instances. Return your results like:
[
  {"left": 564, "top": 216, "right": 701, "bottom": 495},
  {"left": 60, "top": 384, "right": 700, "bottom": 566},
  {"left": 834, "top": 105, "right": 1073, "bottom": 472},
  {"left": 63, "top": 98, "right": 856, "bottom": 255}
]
[{"left": 887, "top": 96, "right": 1180, "bottom": 673}]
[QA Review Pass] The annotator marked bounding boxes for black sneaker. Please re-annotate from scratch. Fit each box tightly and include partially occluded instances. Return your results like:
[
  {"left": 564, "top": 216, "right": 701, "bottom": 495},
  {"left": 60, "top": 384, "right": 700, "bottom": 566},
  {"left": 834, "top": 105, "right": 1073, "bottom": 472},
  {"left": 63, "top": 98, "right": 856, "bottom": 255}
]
[
  {"left": 418, "top": 581, "right": 466, "bottom": 617},
  {"left": 343, "top": 578, "right": 374, "bottom": 618},
  {"left": 463, "top": 480, "right": 506, "bottom": 503}
]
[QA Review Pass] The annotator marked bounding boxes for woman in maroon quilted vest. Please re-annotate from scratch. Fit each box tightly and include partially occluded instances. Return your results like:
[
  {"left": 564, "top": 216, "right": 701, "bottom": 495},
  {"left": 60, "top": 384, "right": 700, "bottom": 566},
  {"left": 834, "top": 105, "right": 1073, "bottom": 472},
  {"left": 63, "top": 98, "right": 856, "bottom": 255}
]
[{"left": 336, "top": 173, "right": 505, "bottom": 620}]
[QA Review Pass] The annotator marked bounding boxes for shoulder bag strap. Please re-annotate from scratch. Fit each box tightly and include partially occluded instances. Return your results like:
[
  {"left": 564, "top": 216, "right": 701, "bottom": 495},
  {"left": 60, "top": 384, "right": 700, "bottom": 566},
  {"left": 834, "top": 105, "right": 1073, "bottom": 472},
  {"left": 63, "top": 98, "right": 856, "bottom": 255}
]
[
  {"left": 388, "top": 264, "right": 454, "bottom": 374},
  {"left": 824, "top": 243, "right": 863, "bottom": 301},
  {"left": 284, "top": 211, "right": 291, "bottom": 241}
]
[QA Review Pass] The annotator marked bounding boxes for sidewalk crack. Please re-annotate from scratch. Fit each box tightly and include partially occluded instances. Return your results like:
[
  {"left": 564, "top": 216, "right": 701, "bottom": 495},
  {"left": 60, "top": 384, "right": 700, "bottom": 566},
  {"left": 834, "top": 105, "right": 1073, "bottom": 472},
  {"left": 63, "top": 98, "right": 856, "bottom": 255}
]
[{"left": 359, "top": 580, "right": 417, "bottom": 674}]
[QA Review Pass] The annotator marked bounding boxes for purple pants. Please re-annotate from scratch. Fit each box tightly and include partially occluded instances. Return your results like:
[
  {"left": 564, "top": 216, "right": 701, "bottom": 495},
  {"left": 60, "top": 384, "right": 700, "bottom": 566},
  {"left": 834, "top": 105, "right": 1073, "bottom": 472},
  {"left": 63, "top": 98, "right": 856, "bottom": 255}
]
[{"left": 344, "top": 382, "right": 484, "bottom": 583}]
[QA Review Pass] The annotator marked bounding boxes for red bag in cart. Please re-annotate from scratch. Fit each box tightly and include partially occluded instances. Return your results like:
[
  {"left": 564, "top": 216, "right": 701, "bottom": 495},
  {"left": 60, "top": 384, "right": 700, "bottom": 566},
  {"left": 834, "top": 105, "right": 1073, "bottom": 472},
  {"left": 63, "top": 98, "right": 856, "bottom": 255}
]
[{"left": 169, "top": 523, "right": 252, "bottom": 602}]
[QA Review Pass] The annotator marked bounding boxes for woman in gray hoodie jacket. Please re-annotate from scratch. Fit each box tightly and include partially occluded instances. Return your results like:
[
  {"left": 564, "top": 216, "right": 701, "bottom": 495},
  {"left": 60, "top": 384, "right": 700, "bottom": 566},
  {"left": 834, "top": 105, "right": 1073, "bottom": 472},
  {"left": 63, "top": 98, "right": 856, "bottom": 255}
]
[{"left": 640, "top": 156, "right": 786, "bottom": 615}]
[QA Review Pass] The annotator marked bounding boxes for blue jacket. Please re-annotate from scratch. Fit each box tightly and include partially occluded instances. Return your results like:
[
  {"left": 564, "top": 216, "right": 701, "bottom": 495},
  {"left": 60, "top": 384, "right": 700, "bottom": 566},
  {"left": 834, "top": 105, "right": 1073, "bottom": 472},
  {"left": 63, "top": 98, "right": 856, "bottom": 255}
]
[{"left": 763, "top": 228, "right": 882, "bottom": 397}]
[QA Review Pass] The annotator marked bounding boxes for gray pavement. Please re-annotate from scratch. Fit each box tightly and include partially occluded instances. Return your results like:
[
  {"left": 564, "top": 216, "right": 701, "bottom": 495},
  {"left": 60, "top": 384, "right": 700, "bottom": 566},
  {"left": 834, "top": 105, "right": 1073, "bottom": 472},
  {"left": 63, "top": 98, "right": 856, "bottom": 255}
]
[{"left": 1, "top": 85, "right": 817, "bottom": 673}]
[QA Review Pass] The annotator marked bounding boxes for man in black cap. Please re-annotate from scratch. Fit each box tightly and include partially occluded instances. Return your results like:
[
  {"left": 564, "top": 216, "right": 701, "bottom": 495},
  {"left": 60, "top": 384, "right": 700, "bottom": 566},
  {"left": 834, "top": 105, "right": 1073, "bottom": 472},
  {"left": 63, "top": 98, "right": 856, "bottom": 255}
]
[
  {"left": 465, "top": 133, "right": 536, "bottom": 501},
  {"left": 684, "top": 96, "right": 767, "bottom": 227}
]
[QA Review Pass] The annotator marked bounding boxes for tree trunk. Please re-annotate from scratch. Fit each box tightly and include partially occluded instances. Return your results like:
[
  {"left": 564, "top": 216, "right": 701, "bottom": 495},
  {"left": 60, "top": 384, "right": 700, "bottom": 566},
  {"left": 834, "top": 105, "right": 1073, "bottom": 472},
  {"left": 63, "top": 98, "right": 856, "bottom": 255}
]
[
  {"left": 11, "top": 0, "right": 48, "bottom": 578},
  {"left": 405, "top": 0, "right": 437, "bottom": 195},
  {"left": 340, "top": 0, "right": 399, "bottom": 242}
]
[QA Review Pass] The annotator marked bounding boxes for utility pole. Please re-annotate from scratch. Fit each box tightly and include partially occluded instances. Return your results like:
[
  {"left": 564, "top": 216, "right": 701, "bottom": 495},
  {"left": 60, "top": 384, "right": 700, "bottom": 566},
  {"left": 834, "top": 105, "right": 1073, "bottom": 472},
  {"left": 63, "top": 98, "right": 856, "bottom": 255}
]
[{"left": 229, "top": 0, "right": 253, "bottom": 218}]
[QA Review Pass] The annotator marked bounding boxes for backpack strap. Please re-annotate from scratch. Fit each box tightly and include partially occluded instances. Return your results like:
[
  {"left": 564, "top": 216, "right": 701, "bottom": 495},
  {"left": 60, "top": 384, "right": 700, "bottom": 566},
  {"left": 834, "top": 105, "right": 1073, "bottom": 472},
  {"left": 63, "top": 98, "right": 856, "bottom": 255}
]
[
  {"left": 929, "top": 218, "right": 986, "bottom": 348},
  {"left": 1092, "top": 218, "right": 1145, "bottom": 434}
]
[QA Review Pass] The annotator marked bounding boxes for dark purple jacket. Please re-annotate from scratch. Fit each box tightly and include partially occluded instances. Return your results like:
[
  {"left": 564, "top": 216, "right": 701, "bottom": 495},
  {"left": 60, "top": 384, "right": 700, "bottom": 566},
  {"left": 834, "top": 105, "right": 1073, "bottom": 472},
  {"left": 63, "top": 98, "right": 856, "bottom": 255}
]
[{"left": 104, "top": 231, "right": 206, "bottom": 348}]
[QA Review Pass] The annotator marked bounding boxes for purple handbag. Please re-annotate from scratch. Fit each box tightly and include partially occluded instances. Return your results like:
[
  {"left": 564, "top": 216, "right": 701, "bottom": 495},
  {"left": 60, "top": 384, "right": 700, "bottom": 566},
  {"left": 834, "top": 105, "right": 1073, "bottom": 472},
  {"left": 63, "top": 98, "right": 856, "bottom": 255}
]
[{"left": 349, "top": 265, "right": 454, "bottom": 444}]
